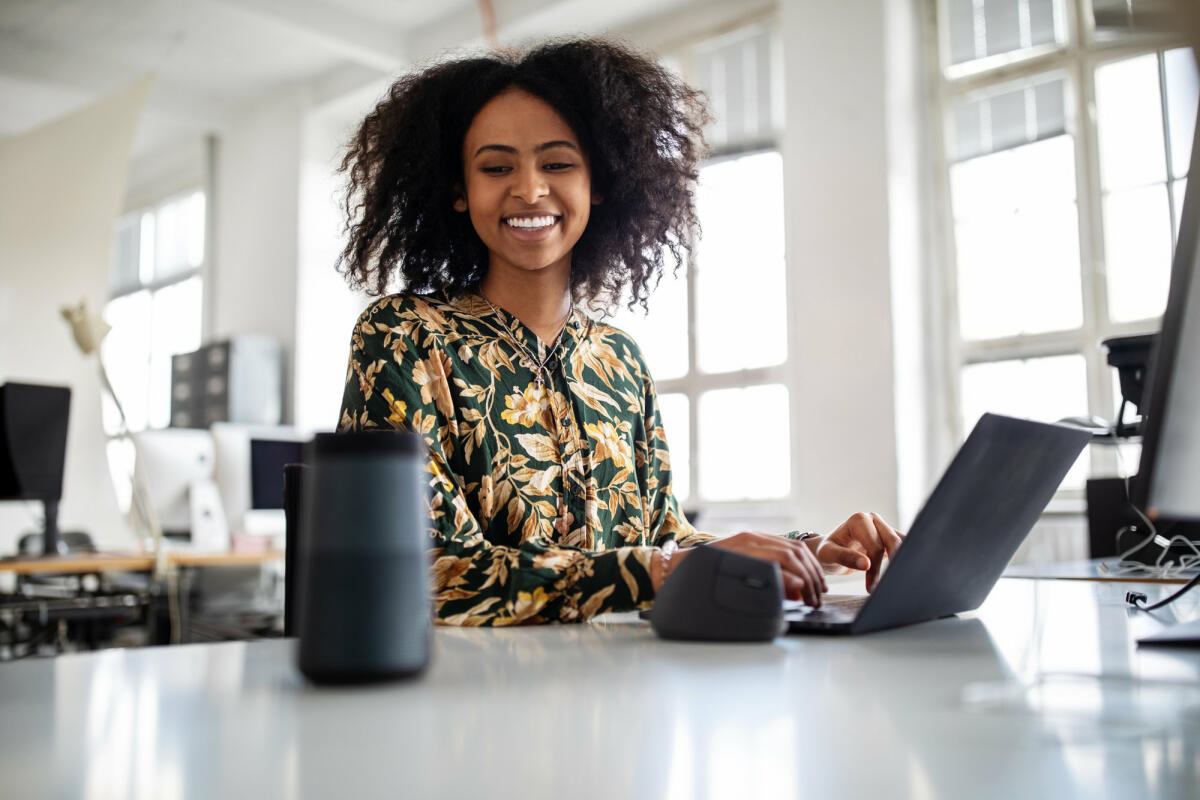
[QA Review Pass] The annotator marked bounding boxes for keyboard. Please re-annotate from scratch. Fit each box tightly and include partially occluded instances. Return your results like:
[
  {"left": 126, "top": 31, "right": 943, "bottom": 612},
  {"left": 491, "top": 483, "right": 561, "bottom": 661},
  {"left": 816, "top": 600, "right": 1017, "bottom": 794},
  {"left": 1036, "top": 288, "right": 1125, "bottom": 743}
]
[{"left": 783, "top": 594, "right": 869, "bottom": 626}]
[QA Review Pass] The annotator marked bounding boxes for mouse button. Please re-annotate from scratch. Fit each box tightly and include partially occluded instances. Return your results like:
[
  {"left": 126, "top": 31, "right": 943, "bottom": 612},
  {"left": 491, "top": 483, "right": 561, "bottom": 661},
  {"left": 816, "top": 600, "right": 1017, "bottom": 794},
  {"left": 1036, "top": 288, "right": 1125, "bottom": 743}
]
[{"left": 711, "top": 572, "right": 781, "bottom": 617}]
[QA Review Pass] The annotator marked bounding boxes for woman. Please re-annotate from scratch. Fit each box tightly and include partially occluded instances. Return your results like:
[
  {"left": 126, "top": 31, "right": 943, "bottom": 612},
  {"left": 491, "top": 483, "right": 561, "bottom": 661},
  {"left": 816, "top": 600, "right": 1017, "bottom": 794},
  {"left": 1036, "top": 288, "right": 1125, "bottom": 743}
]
[{"left": 337, "top": 38, "right": 902, "bottom": 626}]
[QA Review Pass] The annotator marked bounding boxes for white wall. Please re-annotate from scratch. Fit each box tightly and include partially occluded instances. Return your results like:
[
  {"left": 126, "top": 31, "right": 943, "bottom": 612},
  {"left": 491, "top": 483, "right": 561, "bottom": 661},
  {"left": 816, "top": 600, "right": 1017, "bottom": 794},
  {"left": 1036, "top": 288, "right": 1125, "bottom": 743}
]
[
  {"left": 211, "top": 95, "right": 305, "bottom": 423},
  {"left": 781, "top": 0, "right": 906, "bottom": 532},
  {"left": 294, "top": 88, "right": 379, "bottom": 432},
  {"left": 0, "top": 78, "right": 152, "bottom": 552}
]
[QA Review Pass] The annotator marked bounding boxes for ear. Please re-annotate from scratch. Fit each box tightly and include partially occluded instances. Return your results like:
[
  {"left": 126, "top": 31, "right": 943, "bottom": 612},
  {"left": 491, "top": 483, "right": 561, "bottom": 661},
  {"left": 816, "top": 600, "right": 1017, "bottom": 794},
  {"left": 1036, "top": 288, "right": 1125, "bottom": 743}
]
[
  {"left": 591, "top": 192, "right": 603, "bottom": 206},
  {"left": 453, "top": 186, "right": 467, "bottom": 213}
]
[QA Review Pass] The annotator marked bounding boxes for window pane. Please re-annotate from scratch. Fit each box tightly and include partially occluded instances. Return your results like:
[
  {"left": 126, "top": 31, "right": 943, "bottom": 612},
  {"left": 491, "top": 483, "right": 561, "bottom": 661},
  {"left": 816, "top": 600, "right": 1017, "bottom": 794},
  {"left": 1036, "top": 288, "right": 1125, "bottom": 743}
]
[
  {"left": 1095, "top": 55, "right": 1167, "bottom": 192},
  {"left": 1104, "top": 183, "right": 1173, "bottom": 322},
  {"left": 698, "top": 384, "right": 789, "bottom": 501},
  {"left": 694, "top": 27, "right": 774, "bottom": 150},
  {"left": 103, "top": 291, "right": 152, "bottom": 434},
  {"left": 950, "top": 136, "right": 1082, "bottom": 339},
  {"left": 658, "top": 393, "right": 690, "bottom": 503},
  {"left": 984, "top": 0, "right": 1022, "bottom": 58},
  {"left": 138, "top": 212, "right": 155, "bottom": 285},
  {"left": 1165, "top": 47, "right": 1199, "bottom": 180},
  {"left": 947, "top": 0, "right": 977, "bottom": 65},
  {"left": 946, "top": 0, "right": 1062, "bottom": 67},
  {"left": 610, "top": 259, "right": 688, "bottom": 381},
  {"left": 960, "top": 354, "right": 1089, "bottom": 487},
  {"left": 694, "top": 151, "right": 787, "bottom": 373},
  {"left": 153, "top": 191, "right": 205, "bottom": 281},
  {"left": 950, "top": 76, "right": 1067, "bottom": 161},
  {"left": 110, "top": 214, "right": 140, "bottom": 294}
]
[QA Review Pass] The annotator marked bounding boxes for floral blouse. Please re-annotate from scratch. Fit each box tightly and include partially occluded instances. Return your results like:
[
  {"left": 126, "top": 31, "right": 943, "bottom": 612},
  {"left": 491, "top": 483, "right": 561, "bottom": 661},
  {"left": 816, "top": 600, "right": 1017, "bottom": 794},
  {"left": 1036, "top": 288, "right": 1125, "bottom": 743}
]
[{"left": 338, "top": 290, "right": 714, "bottom": 626}]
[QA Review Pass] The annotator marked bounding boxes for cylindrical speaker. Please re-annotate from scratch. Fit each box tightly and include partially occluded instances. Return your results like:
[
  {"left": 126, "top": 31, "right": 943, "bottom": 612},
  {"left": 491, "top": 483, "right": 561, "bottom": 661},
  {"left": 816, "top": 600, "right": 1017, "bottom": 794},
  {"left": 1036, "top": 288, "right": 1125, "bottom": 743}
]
[{"left": 297, "top": 430, "right": 430, "bottom": 683}]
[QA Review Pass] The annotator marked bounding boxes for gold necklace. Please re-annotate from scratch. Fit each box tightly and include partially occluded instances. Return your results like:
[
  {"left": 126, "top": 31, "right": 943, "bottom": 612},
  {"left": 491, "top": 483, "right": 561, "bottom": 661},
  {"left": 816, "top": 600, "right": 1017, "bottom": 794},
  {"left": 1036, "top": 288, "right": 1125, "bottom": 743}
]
[{"left": 482, "top": 296, "right": 574, "bottom": 391}]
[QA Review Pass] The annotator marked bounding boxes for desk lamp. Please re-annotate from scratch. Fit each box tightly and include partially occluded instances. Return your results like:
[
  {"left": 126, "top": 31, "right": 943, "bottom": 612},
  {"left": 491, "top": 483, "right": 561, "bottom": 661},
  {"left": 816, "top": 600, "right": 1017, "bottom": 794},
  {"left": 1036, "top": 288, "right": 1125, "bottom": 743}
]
[{"left": 61, "top": 300, "right": 166, "bottom": 575}]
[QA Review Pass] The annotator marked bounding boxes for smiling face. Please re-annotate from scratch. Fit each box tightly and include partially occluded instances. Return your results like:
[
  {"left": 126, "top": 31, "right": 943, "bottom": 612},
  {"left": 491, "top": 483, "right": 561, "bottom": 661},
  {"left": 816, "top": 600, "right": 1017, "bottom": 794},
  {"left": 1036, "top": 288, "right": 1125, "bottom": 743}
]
[{"left": 455, "top": 88, "right": 598, "bottom": 283}]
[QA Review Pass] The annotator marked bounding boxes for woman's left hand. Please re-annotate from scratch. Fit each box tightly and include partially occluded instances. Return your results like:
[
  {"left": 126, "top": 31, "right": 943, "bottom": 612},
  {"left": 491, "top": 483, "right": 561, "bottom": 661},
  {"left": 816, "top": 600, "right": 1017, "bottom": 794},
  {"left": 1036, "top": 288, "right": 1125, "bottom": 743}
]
[{"left": 805, "top": 512, "right": 904, "bottom": 593}]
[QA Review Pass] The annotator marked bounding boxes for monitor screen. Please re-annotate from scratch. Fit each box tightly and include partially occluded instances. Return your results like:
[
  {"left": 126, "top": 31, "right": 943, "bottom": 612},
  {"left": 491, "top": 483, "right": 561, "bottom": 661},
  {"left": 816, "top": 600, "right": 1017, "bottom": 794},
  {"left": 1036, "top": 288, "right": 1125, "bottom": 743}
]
[
  {"left": 1133, "top": 107, "right": 1200, "bottom": 522},
  {"left": 249, "top": 439, "right": 305, "bottom": 510}
]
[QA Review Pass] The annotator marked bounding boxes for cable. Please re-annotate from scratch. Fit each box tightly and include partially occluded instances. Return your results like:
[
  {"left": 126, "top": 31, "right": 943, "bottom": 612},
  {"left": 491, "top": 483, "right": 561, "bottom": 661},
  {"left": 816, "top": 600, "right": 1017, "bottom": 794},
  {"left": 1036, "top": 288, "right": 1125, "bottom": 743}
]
[
  {"left": 1104, "top": 424, "right": 1200, "bottom": 580},
  {"left": 1126, "top": 572, "right": 1200, "bottom": 611}
]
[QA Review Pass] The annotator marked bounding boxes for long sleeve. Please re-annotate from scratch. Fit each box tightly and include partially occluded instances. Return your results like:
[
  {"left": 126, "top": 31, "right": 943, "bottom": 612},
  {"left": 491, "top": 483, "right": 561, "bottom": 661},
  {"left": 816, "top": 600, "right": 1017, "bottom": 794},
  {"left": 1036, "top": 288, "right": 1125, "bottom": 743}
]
[{"left": 338, "top": 296, "right": 661, "bottom": 625}]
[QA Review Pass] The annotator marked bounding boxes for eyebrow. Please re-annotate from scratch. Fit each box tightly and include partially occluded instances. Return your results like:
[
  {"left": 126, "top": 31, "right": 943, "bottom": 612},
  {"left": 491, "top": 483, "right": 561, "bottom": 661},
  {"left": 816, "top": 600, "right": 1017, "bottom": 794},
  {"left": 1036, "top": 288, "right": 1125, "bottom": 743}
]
[{"left": 472, "top": 140, "right": 581, "bottom": 158}]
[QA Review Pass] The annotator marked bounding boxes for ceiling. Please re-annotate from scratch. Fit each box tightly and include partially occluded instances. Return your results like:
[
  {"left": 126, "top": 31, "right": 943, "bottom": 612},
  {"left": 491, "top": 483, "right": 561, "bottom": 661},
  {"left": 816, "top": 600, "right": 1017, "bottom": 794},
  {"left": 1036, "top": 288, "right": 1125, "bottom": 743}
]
[{"left": 0, "top": 0, "right": 722, "bottom": 159}]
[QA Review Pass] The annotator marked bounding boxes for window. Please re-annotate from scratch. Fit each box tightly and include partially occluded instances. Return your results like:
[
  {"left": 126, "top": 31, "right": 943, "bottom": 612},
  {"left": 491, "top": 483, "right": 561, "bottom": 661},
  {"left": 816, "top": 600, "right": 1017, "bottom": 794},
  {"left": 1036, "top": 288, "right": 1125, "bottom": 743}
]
[
  {"left": 933, "top": 0, "right": 1198, "bottom": 493},
  {"left": 613, "top": 24, "right": 793, "bottom": 521},
  {"left": 104, "top": 190, "right": 206, "bottom": 435}
]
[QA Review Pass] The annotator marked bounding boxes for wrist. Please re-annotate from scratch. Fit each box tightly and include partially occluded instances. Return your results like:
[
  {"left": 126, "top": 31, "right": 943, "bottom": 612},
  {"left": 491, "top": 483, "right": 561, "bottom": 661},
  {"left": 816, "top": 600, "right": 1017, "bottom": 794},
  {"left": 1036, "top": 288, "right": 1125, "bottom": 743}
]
[{"left": 651, "top": 541, "right": 690, "bottom": 591}]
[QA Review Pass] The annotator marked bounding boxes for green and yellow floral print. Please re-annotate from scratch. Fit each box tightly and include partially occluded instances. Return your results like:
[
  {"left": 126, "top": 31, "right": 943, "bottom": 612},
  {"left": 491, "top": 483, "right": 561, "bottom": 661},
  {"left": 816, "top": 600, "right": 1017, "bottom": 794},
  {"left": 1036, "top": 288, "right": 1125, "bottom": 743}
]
[{"left": 338, "top": 290, "right": 714, "bottom": 626}]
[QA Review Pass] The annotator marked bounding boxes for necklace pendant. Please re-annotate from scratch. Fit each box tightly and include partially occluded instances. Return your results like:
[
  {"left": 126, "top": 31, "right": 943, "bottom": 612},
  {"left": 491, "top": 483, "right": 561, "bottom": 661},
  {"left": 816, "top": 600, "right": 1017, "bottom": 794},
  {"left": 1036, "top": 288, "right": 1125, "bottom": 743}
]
[{"left": 536, "top": 372, "right": 544, "bottom": 391}]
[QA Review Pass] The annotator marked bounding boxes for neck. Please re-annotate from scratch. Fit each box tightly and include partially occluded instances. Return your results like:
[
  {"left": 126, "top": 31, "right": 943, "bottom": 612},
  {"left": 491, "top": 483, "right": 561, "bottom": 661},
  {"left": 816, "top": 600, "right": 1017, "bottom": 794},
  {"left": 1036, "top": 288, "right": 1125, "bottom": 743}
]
[{"left": 479, "top": 258, "right": 573, "bottom": 344}]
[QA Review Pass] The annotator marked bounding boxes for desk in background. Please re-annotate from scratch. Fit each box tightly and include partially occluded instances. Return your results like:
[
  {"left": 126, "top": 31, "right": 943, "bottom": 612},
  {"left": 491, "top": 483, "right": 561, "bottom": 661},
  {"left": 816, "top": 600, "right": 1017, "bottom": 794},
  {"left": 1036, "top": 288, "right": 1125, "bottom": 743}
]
[
  {"left": 0, "top": 550, "right": 285, "bottom": 655},
  {"left": 0, "top": 578, "right": 1196, "bottom": 799}
]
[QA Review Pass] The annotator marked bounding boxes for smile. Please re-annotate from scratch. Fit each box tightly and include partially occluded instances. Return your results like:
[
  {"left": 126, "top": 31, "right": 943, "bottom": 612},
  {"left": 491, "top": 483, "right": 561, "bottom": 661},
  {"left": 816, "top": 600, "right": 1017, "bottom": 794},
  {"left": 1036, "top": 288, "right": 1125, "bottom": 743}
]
[{"left": 504, "top": 215, "right": 559, "bottom": 230}]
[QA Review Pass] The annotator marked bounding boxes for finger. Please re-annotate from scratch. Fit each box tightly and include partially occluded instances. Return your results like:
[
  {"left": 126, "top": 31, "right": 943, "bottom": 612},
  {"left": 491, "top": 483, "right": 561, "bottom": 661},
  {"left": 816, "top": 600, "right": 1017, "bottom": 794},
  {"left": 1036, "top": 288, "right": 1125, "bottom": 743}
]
[
  {"left": 782, "top": 573, "right": 811, "bottom": 604},
  {"left": 799, "top": 543, "right": 828, "bottom": 594},
  {"left": 788, "top": 546, "right": 824, "bottom": 605},
  {"left": 818, "top": 540, "right": 870, "bottom": 572},
  {"left": 871, "top": 513, "right": 903, "bottom": 559},
  {"left": 773, "top": 547, "right": 818, "bottom": 606}
]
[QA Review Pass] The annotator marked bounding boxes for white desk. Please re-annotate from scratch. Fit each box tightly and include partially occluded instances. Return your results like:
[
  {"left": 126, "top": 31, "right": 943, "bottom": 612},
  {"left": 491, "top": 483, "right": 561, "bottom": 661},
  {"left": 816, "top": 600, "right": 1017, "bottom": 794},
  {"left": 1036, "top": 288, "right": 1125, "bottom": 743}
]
[{"left": 1, "top": 578, "right": 1197, "bottom": 799}]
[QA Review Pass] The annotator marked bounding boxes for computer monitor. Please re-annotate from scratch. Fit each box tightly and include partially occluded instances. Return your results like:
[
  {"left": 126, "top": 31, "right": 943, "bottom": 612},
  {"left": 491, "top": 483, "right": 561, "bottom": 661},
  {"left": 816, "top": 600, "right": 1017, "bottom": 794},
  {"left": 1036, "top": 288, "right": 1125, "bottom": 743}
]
[
  {"left": 211, "top": 423, "right": 309, "bottom": 541},
  {"left": 131, "top": 428, "right": 217, "bottom": 538},
  {"left": 1132, "top": 108, "right": 1200, "bottom": 522},
  {"left": 250, "top": 439, "right": 305, "bottom": 511},
  {"left": 0, "top": 383, "right": 71, "bottom": 555}
]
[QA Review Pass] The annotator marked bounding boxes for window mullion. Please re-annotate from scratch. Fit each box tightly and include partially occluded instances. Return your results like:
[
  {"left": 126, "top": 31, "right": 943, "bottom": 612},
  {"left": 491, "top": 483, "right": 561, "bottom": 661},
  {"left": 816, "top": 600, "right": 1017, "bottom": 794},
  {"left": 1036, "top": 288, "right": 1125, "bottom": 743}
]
[{"left": 685, "top": 234, "right": 701, "bottom": 506}]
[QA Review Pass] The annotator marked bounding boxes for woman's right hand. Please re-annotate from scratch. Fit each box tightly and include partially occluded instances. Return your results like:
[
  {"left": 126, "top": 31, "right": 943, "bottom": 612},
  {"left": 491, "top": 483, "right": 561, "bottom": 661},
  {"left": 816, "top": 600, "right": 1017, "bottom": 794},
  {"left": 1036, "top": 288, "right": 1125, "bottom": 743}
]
[{"left": 661, "top": 532, "right": 827, "bottom": 607}]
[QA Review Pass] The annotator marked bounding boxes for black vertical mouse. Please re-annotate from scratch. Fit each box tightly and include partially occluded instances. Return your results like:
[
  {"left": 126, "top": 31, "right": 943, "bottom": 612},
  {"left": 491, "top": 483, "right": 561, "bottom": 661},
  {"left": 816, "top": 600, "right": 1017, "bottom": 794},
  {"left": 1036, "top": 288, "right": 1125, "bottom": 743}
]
[{"left": 649, "top": 545, "right": 785, "bottom": 642}]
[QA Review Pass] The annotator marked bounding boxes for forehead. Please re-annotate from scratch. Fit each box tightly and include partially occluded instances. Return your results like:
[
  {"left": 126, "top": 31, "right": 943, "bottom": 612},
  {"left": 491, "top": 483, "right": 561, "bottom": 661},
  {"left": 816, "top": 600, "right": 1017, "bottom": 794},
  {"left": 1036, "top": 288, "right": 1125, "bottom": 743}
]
[{"left": 463, "top": 89, "right": 580, "bottom": 153}]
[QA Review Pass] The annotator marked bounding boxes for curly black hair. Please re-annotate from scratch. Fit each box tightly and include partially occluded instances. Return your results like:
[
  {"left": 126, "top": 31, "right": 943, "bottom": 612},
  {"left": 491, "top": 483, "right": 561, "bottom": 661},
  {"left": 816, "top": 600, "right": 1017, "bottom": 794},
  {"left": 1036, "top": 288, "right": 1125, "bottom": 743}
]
[{"left": 337, "top": 38, "right": 709, "bottom": 310}]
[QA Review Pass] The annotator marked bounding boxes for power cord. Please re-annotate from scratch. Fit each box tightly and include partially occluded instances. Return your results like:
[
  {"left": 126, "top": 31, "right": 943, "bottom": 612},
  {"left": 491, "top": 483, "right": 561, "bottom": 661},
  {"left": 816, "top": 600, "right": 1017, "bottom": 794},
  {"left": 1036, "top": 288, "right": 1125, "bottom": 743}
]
[
  {"left": 1101, "top": 423, "right": 1200, "bottom": 589},
  {"left": 1126, "top": 573, "right": 1200, "bottom": 611}
]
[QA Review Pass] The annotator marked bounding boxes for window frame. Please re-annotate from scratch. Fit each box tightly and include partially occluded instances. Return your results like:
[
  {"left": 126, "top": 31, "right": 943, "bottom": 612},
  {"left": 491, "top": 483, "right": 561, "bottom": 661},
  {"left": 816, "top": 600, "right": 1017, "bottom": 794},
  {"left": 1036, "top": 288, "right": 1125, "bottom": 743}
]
[
  {"left": 643, "top": 21, "right": 801, "bottom": 526},
  {"left": 106, "top": 187, "right": 208, "bottom": 434},
  {"left": 930, "top": 0, "right": 1193, "bottom": 502}
]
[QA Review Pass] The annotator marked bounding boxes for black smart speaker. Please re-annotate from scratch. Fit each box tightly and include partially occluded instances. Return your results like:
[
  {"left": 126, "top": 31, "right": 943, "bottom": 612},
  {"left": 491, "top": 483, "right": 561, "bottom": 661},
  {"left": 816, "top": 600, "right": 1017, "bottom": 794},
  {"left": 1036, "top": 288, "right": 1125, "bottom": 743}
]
[{"left": 297, "top": 430, "right": 431, "bottom": 683}]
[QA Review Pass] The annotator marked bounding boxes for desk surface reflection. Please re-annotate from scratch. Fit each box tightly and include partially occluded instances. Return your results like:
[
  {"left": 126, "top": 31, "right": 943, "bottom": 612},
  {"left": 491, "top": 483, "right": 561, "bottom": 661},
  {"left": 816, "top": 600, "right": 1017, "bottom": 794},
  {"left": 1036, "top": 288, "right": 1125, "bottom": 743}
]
[{"left": 1, "top": 578, "right": 1197, "bottom": 800}]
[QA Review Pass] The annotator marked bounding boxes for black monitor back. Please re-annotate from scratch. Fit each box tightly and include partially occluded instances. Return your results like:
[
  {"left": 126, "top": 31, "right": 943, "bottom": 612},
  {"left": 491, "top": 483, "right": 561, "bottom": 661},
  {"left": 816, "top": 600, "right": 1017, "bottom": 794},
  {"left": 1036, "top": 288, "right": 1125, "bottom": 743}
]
[
  {"left": 0, "top": 383, "right": 71, "bottom": 501},
  {"left": 250, "top": 438, "right": 305, "bottom": 510}
]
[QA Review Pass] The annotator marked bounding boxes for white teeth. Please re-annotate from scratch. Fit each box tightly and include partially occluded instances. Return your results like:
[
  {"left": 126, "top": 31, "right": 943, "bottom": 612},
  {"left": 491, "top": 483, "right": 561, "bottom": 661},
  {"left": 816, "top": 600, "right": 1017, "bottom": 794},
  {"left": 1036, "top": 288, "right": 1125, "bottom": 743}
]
[{"left": 505, "top": 215, "right": 556, "bottom": 229}]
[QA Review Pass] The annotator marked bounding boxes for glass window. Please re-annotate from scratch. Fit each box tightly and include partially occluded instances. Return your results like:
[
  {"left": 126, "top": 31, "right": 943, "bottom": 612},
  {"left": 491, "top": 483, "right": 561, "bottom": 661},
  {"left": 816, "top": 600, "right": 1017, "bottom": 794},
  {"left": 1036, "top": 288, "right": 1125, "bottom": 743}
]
[
  {"left": 694, "top": 151, "right": 787, "bottom": 373},
  {"left": 960, "top": 354, "right": 1089, "bottom": 486},
  {"left": 950, "top": 135, "right": 1082, "bottom": 339},
  {"left": 1095, "top": 55, "right": 1167, "bottom": 193},
  {"left": 105, "top": 191, "right": 206, "bottom": 434},
  {"left": 610, "top": 258, "right": 688, "bottom": 381},
  {"left": 1164, "top": 47, "right": 1199, "bottom": 180},
  {"left": 1103, "top": 184, "right": 1174, "bottom": 322},
  {"left": 698, "top": 384, "right": 789, "bottom": 501},
  {"left": 946, "top": 0, "right": 1062, "bottom": 68}
]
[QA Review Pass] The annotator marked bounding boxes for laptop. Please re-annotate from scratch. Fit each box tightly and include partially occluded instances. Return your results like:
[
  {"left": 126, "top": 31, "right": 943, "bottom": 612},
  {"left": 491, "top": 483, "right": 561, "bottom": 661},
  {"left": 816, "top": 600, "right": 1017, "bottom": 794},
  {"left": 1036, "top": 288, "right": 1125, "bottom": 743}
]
[{"left": 785, "top": 413, "right": 1090, "bottom": 635}]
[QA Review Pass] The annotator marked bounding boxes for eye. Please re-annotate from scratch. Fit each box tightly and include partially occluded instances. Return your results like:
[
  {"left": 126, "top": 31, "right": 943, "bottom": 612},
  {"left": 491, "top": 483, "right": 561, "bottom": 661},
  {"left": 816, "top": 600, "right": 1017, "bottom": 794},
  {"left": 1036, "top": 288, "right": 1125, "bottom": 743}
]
[
  {"left": 480, "top": 165, "right": 512, "bottom": 175},
  {"left": 544, "top": 162, "right": 575, "bottom": 172}
]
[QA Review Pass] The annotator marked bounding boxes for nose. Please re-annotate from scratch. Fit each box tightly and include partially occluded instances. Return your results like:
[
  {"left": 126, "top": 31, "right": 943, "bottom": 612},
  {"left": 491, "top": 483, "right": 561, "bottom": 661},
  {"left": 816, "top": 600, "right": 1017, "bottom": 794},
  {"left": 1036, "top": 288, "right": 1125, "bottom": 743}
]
[{"left": 510, "top": 166, "right": 548, "bottom": 204}]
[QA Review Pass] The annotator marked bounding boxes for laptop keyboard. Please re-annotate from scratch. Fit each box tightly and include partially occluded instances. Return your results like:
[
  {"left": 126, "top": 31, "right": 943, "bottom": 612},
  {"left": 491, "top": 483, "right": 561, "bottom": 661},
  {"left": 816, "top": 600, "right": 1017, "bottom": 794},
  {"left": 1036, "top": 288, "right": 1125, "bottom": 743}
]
[{"left": 783, "top": 594, "right": 868, "bottom": 625}]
